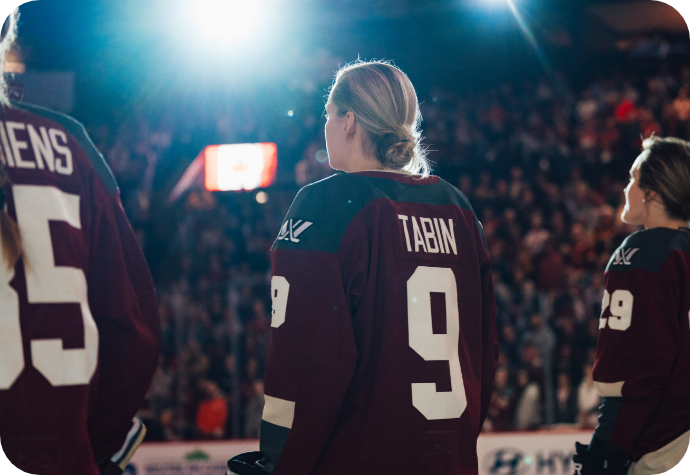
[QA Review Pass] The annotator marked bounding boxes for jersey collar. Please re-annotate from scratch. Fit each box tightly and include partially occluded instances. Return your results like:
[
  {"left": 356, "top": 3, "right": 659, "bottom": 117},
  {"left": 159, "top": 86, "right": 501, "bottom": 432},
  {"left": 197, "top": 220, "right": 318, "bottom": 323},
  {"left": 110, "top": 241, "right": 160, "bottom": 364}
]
[{"left": 352, "top": 170, "right": 440, "bottom": 185}]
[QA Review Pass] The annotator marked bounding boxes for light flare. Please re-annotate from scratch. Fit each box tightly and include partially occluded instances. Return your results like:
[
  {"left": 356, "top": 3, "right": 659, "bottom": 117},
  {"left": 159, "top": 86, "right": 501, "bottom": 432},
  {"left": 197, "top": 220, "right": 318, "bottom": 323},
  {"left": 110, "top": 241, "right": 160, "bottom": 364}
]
[{"left": 505, "top": 0, "right": 553, "bottom": 76}]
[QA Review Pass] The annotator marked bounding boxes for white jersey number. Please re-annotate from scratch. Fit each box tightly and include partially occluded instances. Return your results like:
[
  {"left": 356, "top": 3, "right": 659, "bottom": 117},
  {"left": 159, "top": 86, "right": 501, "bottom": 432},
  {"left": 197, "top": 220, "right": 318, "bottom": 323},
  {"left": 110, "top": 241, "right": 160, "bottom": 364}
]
[
  {"left": 270, "top": 276, "right": 289, "bottom": 328},
  {"left": 408, "top": 266, "right": 467, "bottom": 420},
  {"left": 600, "top": 289, "right": 633, "bottom": 332},
  {"left": 269, "top": 265, "right": 467, "bottom": 421},
  {"left": 0, "top": 185, "right": 98, "bottom": 390}
]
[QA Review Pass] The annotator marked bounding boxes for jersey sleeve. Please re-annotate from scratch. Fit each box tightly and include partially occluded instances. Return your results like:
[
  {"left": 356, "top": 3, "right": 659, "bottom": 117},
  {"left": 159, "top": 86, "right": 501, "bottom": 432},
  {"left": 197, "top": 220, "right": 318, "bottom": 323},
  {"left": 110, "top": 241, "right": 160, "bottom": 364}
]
[
  {"left": 257, "top": 183, "right": 360, "bottom": 474},
  {"left": 83, "top": 144, "right": 161, "bottom": 462},
  {"left": 592, "top": 235, "right": 683, "bottom": 452},
  {"left": 476, "top": 219, "right": 499, "bottom": 429}
]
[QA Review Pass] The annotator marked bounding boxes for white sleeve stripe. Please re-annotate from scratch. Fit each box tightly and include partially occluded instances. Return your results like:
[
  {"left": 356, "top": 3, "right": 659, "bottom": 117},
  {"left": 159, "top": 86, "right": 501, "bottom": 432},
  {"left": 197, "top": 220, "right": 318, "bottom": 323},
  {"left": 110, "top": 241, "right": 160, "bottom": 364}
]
[
  {"left": 262, "top": 394, "right": 296, "bottom": 429},
  {"left": 594, "top": 381, "right": 624, "bottom": 397},
  {"left": 111, "top": 417, "right": 141, "bottom": 462},
  {"left": 111, "top": 417, "right": 147, "bottom": 469}
]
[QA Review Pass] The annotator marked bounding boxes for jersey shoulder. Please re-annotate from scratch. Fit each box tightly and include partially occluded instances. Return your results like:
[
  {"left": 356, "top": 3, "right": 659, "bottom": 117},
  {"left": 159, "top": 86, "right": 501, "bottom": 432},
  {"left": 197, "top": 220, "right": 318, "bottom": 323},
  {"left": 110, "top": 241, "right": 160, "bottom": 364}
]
[
  {"left": 273, "top": 173, "right": 386, "bottom": 253},
  {"left": 606, "top": 228, "right": 690, "bottom": 273},
  {"left": 273, "top": 173, "right": 481, "bottom": 254},
  {"left": 7, "top": 101, "right": 118, "bottom": 194}
]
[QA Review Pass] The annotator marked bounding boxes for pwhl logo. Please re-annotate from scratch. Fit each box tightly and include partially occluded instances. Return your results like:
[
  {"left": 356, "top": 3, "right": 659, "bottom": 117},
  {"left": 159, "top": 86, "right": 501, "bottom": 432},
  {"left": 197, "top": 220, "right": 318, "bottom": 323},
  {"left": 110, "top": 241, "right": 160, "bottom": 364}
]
[
  {"left": 482, "top": 448, "right": 527, "bottom": 475},
  {"left": 612, "top": 248, "right": 639, "bottom": 266},
  {"left": 277, "top": 219, "right": 313, "bottom": 243}
]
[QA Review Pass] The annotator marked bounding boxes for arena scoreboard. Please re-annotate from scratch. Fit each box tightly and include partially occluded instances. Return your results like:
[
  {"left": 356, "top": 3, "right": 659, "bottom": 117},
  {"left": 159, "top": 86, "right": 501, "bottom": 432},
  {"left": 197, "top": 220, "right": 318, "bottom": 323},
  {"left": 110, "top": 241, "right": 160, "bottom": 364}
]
[{"left": 204, "top": 143, "right": 277, "bottom": 191}]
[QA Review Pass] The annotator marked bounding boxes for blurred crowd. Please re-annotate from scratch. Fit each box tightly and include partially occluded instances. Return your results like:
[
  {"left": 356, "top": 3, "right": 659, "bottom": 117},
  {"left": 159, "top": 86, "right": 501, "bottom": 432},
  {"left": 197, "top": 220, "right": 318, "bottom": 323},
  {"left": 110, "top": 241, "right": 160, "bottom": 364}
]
[{"left": 82, "top": 59, "right": 690, "bottom": 439}]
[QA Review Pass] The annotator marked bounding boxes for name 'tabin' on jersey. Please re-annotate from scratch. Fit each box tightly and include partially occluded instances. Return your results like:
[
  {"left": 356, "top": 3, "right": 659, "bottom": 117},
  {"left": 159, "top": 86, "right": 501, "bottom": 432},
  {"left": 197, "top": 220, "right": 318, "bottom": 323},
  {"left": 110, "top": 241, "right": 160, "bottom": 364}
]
[{"left": 395, "top": 210, "right": 461, "bottom": 262}]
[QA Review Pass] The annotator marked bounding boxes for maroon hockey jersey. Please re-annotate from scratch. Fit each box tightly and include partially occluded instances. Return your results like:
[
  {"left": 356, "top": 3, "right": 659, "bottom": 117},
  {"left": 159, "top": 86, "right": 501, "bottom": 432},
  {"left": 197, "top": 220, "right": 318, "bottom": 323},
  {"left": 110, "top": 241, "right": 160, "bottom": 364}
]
[
  {"left": 0, "top": 102, "right": 161, "bottom": 474},
  {"left": 257, "top": 171, "right": 499, "bottom": 475},
  {"left": 593, "top": 228, "right": 690, "bottom": 466}
]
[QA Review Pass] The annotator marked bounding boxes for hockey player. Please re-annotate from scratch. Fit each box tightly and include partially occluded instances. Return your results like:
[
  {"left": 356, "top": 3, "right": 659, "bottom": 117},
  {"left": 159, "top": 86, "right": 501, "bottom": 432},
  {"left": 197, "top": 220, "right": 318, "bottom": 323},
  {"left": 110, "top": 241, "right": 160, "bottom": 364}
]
[
  {"left": 573, "top": 136, "right": 690, "bottom": 475},
  {"left": 0, "top": 11, "right": 161, "bottom": 475},
  {"left": 228, "top": 60, "right": 499, "bottom": 474}
]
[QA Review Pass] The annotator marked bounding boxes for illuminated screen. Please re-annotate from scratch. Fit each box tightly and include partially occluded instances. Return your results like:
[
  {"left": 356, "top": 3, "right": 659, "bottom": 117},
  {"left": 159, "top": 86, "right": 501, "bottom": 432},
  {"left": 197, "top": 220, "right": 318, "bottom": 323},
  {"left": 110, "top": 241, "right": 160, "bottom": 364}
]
[{"left": 204, "top": 143, "right": 277, "bottom": 191}]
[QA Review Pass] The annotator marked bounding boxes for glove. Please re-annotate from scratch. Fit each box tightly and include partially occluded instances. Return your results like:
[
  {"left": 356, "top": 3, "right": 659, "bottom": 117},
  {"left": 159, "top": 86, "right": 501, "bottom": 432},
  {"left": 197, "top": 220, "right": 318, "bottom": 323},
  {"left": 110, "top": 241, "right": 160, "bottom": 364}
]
[
  {"left": 227, "top": 451, "right": 268, "bottom": 475},
  {"left": 573, "top": 442, "right": 631, "bottom": 475}
]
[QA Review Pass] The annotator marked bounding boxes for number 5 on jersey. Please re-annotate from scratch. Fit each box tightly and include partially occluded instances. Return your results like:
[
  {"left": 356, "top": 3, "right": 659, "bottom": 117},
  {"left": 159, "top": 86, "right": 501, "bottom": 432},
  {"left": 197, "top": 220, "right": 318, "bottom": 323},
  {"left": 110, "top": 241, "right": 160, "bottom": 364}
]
[
  {"left": 0, "top": 185, "right": 98, "bottom": 390},
  {"left": 270, "top": 266, "right": 467, "bottom": 422}
]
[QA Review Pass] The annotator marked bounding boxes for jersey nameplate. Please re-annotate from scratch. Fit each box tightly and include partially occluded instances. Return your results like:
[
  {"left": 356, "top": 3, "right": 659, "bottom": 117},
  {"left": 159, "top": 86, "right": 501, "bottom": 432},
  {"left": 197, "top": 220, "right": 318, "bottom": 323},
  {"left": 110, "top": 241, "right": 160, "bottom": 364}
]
[
  {"left": 398, "top": 214, "right": 457, "bottom": 255},
  {"left": 394, "top": 207, "right": 463, "bottom": 262},
  {"left": 0, "top": 121, "right": 73, "bottom": 176}
]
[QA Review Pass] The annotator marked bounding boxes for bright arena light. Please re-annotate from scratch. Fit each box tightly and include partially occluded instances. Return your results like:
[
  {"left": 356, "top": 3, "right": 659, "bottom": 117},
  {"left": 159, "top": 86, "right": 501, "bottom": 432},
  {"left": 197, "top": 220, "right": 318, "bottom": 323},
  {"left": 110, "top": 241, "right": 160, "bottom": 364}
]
[
  {"left": 190, "top": 0, "right": 267, "bottom": 44},
  {"left": 149, "top": 0, "right": 286, "bottom": 69},
  {"left": 193, "top": 0, "right": 261, "bottom": 40}
]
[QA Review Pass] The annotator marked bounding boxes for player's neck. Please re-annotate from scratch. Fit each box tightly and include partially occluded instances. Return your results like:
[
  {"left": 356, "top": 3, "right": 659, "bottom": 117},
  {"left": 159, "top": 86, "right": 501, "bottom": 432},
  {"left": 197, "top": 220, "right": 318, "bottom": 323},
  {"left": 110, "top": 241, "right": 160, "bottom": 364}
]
[
  {"left": 643, "top": 213, "right": 689, "bottom": 231},
  {"left": 343, "top": 152, "right": 384, "bottom": 173}
]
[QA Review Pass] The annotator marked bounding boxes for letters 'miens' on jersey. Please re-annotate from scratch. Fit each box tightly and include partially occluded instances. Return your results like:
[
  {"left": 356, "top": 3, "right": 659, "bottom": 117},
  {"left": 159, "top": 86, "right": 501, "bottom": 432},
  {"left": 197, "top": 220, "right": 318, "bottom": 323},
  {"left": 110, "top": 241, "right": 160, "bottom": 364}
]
[{"left": 0, "top": 120, "right": 74, "bottom": 175}]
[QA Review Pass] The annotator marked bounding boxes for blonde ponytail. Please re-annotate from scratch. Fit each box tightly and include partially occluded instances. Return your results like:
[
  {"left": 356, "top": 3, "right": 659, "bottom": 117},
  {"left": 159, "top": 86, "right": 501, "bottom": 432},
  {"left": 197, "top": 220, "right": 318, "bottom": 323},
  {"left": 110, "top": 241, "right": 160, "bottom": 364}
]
[{"left": 328, "top": 60, "right": 430, "bottom": 176}]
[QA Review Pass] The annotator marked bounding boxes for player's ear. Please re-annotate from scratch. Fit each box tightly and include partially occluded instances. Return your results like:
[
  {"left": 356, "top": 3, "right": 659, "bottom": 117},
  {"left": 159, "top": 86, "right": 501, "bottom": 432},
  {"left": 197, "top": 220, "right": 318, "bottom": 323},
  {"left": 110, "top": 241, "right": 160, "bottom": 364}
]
[
  {"left": 344, "top": 111, "right": 357, "bottom": 139},
  {"left": 645, "top": 189, "right": 659, "bottom": 203}
]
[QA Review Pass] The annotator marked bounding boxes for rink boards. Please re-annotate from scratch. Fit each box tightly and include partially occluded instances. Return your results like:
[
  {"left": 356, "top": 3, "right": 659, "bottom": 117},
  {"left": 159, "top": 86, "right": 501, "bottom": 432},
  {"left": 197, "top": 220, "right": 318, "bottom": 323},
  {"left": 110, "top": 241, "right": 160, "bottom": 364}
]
[{"left": 125, "top": 430, "right": 594, "bottom": 475}]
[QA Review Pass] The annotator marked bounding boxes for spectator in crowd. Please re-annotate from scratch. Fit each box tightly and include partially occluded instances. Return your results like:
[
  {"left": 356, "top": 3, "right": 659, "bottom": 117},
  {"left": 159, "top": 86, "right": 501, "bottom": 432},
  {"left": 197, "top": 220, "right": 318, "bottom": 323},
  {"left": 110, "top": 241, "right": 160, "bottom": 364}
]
[
  {"left": 149, "top": 356, "right": 175, "bottom": 418},
  {"left": 486, "top": 367, "right": 516, "bottom": 432},
  {"left": 159, "top": 409, "right": 180, "bottom": 441},
  {"left": 243, "top": 380, "right": 265, "bottom": 439},
  {"left": 554, "top": 373, "right": 578, "bottom": 424},
  {"left": 195, "top": 380, "right": 228, "bottom": 439},
  {"left": 523, "top": 210, "right": 551, "bottom": 256},
  {"left": 514, "top": 368, "right": 542, "bottom": 430},
  {"left": 520, "top": 314, "right": 556, "bottom": 422},
  {"left": 578, "top": 364, "right": 601, "bottom": 429},
  {"left": 183, "top": 340, "right": 210, "bottom": 386}
]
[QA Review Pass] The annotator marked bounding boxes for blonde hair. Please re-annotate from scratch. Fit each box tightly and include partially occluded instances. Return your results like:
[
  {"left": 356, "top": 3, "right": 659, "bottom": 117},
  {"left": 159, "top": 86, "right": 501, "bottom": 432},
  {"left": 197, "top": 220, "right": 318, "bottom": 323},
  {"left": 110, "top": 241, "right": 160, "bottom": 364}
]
[
  {"left": 0, "top": 10, "right": 18, "bottom": 106},
  {"left": 327, "top": 60, "right": 430, "bottom": 176},
  {"left": 0, "top": 10, "right": 21, "bottom": 268}
]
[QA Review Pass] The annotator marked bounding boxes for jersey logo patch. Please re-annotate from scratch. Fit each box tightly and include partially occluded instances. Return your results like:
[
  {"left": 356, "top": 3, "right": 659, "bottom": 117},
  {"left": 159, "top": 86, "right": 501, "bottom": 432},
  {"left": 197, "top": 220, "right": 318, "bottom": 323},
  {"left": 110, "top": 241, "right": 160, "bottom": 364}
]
[
  {"left": 277, "top": 219, "right": 313, "bottom": 243},
  {"left": 612, "top": 247, "right": 639, "bottom": 266}
]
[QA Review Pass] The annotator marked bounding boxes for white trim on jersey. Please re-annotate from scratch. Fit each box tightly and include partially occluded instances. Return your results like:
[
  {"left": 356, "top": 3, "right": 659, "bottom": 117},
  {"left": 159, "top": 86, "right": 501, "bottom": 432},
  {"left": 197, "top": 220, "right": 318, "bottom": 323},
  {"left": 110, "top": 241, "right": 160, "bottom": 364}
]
[
  {"left": 594, "top": 381, "right": 624, "bottom": 397},
  {"left": 262, "top": 395, "right": 296, "bottom": 429}
]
